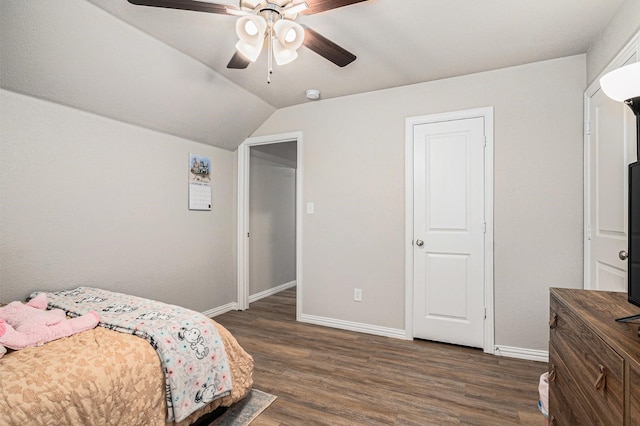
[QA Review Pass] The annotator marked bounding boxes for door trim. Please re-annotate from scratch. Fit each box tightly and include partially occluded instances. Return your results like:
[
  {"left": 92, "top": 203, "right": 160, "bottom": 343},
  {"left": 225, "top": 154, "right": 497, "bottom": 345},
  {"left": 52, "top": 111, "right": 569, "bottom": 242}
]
[
  {"left": 237, "top": 131, "right": 303, "bottom": 320},
  {"left": 404, "top": 107, "right": 494, "bottom": 354},
  {"left": 583, "top": 32, "right": 639, "bottom": 289}
]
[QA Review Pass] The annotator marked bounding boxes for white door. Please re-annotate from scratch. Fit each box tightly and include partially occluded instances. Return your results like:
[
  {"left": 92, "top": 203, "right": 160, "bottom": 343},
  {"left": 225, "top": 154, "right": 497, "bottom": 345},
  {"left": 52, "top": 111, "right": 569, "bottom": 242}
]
[
  {"left": 586, "top": 85, "right": 636, "bottom": 290},
  {"left": 412, "top": 117, "right": 485, "bottom": 348}
]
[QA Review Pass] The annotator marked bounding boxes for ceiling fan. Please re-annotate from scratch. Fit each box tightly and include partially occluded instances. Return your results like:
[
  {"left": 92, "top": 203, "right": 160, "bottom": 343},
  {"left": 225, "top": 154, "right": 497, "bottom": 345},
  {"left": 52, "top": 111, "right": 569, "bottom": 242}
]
[{"left": 127, "top": 0, "right": 368, "bottom": 82}]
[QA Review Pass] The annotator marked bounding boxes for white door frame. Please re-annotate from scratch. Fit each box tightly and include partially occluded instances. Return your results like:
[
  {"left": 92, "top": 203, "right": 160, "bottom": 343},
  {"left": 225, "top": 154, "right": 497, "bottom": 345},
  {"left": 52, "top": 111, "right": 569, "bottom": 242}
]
[
  {"left": 405, "top": 107, "right": 495, "bottom": 354},
  {"left": 583, "top": 32, "right": 639, "bottom": 289},
  {"left": 237, "top": 131, "right": 303, "bottom": 319}
]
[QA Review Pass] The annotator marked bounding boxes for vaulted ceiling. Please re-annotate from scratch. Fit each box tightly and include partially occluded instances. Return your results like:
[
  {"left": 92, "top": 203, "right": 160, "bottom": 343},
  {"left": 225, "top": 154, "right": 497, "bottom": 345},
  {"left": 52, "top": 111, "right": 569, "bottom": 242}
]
[
  {"left": 0, "top": 0, "right": 625, "bottom": 149},
  {"left": 88, "top": 0, "right": 625, "bottom": 107}
]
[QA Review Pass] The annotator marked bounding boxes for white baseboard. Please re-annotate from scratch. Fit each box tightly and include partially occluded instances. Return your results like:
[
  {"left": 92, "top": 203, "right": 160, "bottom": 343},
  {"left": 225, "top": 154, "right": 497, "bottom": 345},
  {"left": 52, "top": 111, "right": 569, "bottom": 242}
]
[
  {"left": 202, "top": 281, "right": 296, "bottom": 318},
  {"left": 205, "top": 294, "right": 548, "bottom": 365},
  {"left": 202, "top": 302, "right": 238, "bottom": 318},
  {"left": 494, "top": 345, "right": 549, "bottom": 363},
  {"left": 299, "top": 313, "right": 406, "bottom": 340},
  {"left": 249, "top": 280, "right": 296, "bottom": 303}
]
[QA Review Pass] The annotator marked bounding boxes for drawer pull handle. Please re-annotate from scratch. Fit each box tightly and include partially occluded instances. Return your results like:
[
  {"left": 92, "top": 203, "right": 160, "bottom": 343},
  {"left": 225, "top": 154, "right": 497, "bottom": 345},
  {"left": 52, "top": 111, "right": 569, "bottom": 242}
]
[
  {"left": 549, "top": 313, "right": 558, "bottom": 329},
  {"left": 594, "top": 364, "right": 606, "bottom": 390},
  {"left": 548, "top": 365, "right": 556, "bottom": 382}
]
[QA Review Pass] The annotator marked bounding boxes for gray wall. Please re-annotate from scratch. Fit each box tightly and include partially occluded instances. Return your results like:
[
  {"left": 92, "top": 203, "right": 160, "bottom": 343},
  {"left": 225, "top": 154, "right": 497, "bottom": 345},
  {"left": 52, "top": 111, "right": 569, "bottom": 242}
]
[
  {"left": 249, "top": 145, "right": 297, "bottom": 296},
  {"left": 253, "top": 55, "right": 586, "bottom": 351},
  {"left": 0, "top": 90, "right": 237, "bottom": 312}
]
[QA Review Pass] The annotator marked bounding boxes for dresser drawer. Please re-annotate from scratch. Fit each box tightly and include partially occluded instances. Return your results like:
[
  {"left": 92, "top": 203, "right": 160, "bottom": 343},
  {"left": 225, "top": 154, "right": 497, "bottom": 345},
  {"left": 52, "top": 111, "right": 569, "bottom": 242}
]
[
  {"left": 548, "top": 342, "right": 596, "bottom": 425},
  {"left": 550, "top": 295, "right": 624, "bottom": 425}
]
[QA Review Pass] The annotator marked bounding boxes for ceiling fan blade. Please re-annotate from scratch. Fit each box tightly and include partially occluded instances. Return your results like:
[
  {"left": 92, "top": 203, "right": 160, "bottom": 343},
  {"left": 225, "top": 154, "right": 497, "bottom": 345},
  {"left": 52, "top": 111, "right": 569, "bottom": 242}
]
[
  {"left": 225, "top": 8, "right": 254, "bottom": 16},
  {"left": 127, "top": 0, "right": 239, "bottom": 15},
  {"left": 302, "top": 26, "right": 356, "bottom": 67},
  {"left": 300, "top": 0, "right": 368, "bottom": 15},
  {"left": 227, "top": 52, "right": 251, "bottom": 69},
  {"left": 282, "top": 2, "right": 309, "bottom": 15}
]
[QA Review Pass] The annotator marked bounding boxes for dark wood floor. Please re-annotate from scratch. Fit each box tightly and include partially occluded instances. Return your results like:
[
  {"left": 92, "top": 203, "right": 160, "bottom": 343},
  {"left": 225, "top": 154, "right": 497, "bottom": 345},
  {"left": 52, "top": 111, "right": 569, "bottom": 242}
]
[{"left": 215, "top": 288, "right": 546, "bottom": 425}]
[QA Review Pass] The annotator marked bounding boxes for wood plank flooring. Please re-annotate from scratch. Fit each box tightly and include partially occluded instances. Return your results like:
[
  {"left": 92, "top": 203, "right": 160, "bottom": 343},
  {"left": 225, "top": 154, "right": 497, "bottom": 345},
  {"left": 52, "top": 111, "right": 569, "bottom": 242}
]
[{"left": 215, "top": 288, "right": 546, "bottom": 425}]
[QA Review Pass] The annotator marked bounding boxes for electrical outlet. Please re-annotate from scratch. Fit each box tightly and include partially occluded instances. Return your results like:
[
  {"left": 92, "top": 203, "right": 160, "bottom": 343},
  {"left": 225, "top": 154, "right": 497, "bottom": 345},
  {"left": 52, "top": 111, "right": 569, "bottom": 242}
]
[{"left": 354, "top": 288, "right": 362, "bottom": 302}]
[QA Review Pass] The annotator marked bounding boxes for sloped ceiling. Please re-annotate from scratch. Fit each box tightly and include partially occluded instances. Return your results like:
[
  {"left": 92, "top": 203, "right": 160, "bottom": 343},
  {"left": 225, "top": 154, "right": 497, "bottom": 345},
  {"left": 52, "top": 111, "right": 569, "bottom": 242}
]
[
  {"left": 0, "top": 0, "right": 625, "bottom": 150},
  {"left": 0, "top": 0, "right": 275, "bottom": 151}
]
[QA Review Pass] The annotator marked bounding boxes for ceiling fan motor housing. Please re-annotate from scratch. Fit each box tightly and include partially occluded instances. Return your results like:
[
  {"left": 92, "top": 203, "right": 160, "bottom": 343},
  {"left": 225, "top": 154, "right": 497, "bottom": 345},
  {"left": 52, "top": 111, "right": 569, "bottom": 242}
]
[{"left": 241, "top": 0, "right": 302, "bottom": 20}]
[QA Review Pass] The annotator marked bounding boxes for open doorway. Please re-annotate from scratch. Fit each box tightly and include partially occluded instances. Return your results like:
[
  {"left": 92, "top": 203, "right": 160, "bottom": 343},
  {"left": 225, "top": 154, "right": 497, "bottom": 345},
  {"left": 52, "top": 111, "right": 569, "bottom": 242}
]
[
  {"left": 237, "top": 132, "right": 303, "bottom": 318},
  {"left": 248, "top": 142, "right": 297, "bottom": 302}
]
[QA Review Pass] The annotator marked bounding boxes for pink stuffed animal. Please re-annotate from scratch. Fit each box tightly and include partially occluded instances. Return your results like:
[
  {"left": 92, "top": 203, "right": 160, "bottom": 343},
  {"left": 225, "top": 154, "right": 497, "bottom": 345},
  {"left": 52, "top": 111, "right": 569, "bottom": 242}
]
[{"left": 0, "top": 293, "right": 100, "bottom": 350}]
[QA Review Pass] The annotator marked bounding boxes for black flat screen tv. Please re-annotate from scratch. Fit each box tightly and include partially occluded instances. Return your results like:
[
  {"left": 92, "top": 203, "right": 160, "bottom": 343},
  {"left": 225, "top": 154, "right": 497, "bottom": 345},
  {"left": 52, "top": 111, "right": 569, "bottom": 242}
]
[
  {"left": 628, "top": 161, "right": 640, "bottom": 308},
  {"left": 618, "top": 161, "right": 640, "bottom": 322}
]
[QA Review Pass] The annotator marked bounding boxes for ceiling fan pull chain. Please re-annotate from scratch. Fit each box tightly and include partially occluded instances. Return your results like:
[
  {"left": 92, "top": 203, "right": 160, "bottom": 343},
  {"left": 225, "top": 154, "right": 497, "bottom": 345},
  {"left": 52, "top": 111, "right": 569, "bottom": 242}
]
[{"left": 267, "top": 12, "right": 274, "bottom": 84}]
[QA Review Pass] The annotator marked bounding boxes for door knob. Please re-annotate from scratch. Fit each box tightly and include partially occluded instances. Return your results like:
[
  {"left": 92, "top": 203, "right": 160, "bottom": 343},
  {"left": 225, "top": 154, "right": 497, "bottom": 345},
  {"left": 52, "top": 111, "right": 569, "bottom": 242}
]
[
  {"left": 415, "top": 239, "right": 424, "bottom": 247},
  {"left": 619, "top": 250, "right": 628, "bottom": 261}
]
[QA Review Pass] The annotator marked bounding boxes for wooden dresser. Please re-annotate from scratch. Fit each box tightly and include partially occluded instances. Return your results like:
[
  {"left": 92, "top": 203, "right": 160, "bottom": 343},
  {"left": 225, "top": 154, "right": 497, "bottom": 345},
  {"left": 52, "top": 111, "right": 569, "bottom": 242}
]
[{"left": 549, "top": 288, "right": 640, "bottom": 425}]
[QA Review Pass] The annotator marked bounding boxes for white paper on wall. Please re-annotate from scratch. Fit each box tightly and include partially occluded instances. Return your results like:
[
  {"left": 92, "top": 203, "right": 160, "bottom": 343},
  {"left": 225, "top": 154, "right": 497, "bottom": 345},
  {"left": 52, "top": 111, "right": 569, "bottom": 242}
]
[{"left": 188, "top": 153, "right": 211, "bottom": 211}]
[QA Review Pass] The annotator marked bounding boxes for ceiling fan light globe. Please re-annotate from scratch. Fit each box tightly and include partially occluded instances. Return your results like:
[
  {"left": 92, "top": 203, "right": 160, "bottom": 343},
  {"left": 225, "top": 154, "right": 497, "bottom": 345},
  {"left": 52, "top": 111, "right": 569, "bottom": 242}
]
[
  {"left": 272, "top": 40, "right": 298, "bottom": 65},
  {"left": 244, "top": 20, "right": 258, "bottom": 36},
  {"left": 285, "top": 28, "right": 297, "bottom": 43},
  {"left": 600, "top": 62, "right": 640, "bottom": 102},
  {"left": 274, "top": 19, "right": 304, "bottom": 51},
  {"left": 235, "top": 39, "right": 263, "bottom": 62},
  {"left": 236, "top": 15, "right": 267, "bottom": 44}
]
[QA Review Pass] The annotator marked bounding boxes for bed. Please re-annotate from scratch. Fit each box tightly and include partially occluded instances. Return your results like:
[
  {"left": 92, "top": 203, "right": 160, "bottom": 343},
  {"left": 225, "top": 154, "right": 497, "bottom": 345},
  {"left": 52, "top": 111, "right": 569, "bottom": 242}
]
[{"left": 0, "top": 296, "right": 253, "bottom": 425}]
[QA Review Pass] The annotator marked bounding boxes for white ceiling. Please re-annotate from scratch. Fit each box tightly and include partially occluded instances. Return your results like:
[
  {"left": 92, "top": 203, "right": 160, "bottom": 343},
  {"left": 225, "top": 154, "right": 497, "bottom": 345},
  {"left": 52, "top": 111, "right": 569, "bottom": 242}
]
[{"left": 89, "top": 0, "right": 624, "bottom": 109}]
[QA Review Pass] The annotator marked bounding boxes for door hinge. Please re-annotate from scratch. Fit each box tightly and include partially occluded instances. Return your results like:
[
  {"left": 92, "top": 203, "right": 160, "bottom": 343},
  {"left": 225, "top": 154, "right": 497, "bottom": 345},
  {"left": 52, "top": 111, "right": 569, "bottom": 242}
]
[
  {"left": 483, "top": 136, "right": 487, "bottom": 147},
  {"left": 585, "top": 120, "right": 591, "bottom": 135},
  {"left": 484, "top": 307, "right": 487, "bottom": 319},
  {"left": 586, "top": 225, "right": 591, "bottom": 240},
  {"left": 247, "top": 232, "right": 250, "bottom": 238},
  {"left": 483, "top": 222, "right": 487, "bottom": 233}
]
